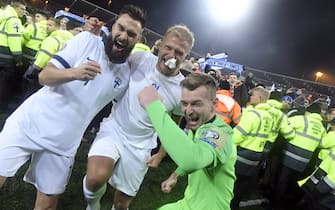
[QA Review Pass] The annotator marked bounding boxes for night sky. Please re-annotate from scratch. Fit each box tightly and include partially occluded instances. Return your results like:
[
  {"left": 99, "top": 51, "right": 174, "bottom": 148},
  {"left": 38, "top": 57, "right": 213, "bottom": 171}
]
[
  {"left": 123, "top": 0, "right": 335, "bottom": 84},
  {"left": 45, "top": 0, "right": 335, "bottom": 84}
]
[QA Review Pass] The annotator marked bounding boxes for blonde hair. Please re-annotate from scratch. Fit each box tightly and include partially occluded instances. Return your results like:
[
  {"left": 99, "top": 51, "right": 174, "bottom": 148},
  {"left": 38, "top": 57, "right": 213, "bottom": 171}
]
[
  {"left": 252, "top": 86, "right": 270, "bottom": 102},
  {"left": 164, "top": 24, "right": 195, "bottom": 54}
]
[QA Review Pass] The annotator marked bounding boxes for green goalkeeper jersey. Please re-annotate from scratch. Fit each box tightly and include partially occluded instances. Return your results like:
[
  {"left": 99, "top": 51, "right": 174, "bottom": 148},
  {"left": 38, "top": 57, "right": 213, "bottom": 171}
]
[{"left": 146, "top": 101, "right": 237, "bottom": 210}]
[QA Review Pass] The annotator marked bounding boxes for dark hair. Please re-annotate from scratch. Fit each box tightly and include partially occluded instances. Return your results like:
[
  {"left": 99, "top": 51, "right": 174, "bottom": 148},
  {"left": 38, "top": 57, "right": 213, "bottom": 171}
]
[
  {"left": 255, "top": 83, "right": 266, "bottom": 89},
  {"left": 48, "top": 17, "right": 60, "bottom": 27},
  {"left": 219, "top": 80, "right": 230, "bottom": 90},
  {"left": 34, "top": 9, "right": 51, "bottom": 19},
  {"left": 119, "top": 4, "right": 146, "bottom": 28},
  {"left": 180, "top": 73, "right": 217, "bottom": 100},
  {"left": 66, "top": 20, "right": 83, "bottom": 30},
  {"left": 306, "top": 102, "right": 321, "bottom": 114},
  {"left": 11, "top": 0, "right": 26, "bottom": 6},
  {"left": 269, "top": 90, "right": 282, "bottom": 101}
]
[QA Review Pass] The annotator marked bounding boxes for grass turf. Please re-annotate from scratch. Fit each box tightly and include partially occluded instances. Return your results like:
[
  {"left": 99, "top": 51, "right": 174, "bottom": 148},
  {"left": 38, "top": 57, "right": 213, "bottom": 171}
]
[
  {"left": 0, "top": 112, "right": 262, "bottom": 210},
  {"left": 0, "top": 141, "right": 187, "bottom": 210}
]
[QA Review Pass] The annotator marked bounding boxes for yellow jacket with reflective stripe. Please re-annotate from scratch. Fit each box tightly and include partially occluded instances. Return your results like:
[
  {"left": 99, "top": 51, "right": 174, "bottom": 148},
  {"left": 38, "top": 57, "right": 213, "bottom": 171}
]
[
  {"left": 23, "top": 20, "right": 48, "bottom": 51},
  {"left": 267, "top": 100, "right": 295, "bottom": 143},
  {"left": 131, "top": 42, "right": 151, "bottom": 53},
  {"left": 282, "top": 113, "right": 326, "bottom": 172},
  {"left": 267, "top": 99, "right": 283, "bottom": 110},
  {"left": 288, "top": 113, "right": 326, "bottom": 152},
  {"left": 234, "top": 103, "right": 273, "bottom": 152},
  {"left": 318, "top": 131, "right": 335, "bottom": 162},
  {"left": 33, "top": 29, "right": 73, "bottom": 69},
  {"left": 299, "top": 148, "right": 335, "bottom": 189},
  {"left": 0, "top": 5, "right": 23, "bottom": 56},
  {"left": 318, "top": 149, "right": 335, "bottom": 185}
]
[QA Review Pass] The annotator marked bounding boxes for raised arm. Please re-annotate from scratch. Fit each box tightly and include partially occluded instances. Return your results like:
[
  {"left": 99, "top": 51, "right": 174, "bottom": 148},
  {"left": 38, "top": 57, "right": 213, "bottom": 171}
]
[
  {"left": 83, "top": 17, "right": 104, "bottom": 36},
  {"left": 138, "top": 86, "right": 215, "bottom": 172}
]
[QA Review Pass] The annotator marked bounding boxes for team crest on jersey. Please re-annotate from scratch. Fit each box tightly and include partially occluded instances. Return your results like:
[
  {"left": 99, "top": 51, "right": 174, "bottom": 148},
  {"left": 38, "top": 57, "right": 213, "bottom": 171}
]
[
  {"left": 114, "top": 77, "right": 121, "bottom": 88},
  {"left": 202, "top": 130, "right": 220, "bottom": 139},
  {"left": 199, "top": 130, "right": 223, "bottom": 150}
]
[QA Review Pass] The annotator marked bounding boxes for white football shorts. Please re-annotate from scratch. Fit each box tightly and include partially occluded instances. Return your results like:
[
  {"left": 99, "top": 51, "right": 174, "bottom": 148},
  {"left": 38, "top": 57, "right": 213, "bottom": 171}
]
[
  {"left": 0, "top": 118, "right": 74, "bottom": 195},
  {"left": 88, "top": 127, "right": 151, "bottom": 196}
]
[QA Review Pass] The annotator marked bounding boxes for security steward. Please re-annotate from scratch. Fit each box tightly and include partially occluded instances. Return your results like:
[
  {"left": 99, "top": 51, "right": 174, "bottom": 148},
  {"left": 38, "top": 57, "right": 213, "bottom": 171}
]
[
  {"left": 231, "top": 86, "right": 273, "bottom": 210},
  {"left": 0, "top": 0, "right": 26, "bottom": 112},
  {"left": 23, "top": 18, "right": 82, "bottom": 97},
  {"left": 298, "top": 147, "right": 335, "bottom": 210},
  {"left": 316, "top": 118, "right": 335, "bottom": 166},
  {"left": 258, "top": 93, "right": 295, "bottom": 203},
  {"left": 22, "top": 9, "right": 49, "bottom": 68},
  {"left": 273, "top": 102, "right": 327, "bottom": 209}
]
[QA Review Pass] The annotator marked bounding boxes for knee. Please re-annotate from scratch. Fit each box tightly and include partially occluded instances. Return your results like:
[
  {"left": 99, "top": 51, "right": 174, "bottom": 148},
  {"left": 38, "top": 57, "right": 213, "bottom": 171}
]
[
  {"left": 86, "top": 156, "right": 115, "bottom": 192},
  {"left": 85, "top": 174, "right": 107, "bottom": 192},
  {"left": 113, "top": 191, "right": 132, "bottom": 210}
]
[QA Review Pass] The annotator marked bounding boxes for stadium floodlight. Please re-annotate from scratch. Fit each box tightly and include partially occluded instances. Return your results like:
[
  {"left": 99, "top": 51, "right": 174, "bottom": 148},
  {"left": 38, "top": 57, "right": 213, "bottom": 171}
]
[
  {"left": 207, "top": 0, "right": 255, "bottom": 25},
  {"left": 315, "top": 71, "right": 323, "bottom": 82}
]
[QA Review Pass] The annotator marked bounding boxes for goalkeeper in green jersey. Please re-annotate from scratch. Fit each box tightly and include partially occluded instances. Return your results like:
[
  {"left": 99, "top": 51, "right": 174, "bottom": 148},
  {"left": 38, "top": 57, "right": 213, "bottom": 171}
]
[{"left": 139, "top": 73, "right": 237, "bottom": 210}]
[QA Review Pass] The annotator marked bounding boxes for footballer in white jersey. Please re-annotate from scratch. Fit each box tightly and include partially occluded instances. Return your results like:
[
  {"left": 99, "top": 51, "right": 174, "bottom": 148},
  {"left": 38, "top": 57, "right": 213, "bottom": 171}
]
[
  {"left": 0, "top": 31, "right": 130, "bottom": 191},
  {"left": 99, "top": 51, "right": 184, "bottom": 149},
  {"left": 88, "top": 51, "right": 184, "bottom": 195},
  {"left": 84, "top": 25, "right": 195, "bottom": 210},
  {"left": 6, "top": 32, "right": 130, "bottom": 157},
  {"left": 0, "top": 6, "right": 145, "bottom": 209}
]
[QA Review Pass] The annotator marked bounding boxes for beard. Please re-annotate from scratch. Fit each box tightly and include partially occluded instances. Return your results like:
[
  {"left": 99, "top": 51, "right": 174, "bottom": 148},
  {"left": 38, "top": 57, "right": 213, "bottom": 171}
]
[
  {"left": 105, "top": 35, "right": 134, "bottom": 63},
  {"left": 186, "top": 113, "right": 199, "bottom": 122}
]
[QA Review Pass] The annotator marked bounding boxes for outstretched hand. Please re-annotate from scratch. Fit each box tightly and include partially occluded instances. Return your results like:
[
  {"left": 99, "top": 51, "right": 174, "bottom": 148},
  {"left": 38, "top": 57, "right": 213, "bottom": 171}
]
[{"left": 83, "top": 17, "right": 104, "bottom": 36}]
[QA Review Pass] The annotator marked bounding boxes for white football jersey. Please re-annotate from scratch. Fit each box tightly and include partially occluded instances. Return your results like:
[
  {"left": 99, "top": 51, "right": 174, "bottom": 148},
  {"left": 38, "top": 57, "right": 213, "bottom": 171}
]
[
  {"left": 99, "top": 52, "right": 184, "bottom": 149},
  {"left": 8, "top": 32, "right": 130, "bottom": 156}
]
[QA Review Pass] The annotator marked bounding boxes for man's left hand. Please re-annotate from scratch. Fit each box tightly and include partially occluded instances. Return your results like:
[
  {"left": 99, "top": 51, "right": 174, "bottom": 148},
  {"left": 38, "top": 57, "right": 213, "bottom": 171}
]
[
  {"left": 146, "top": 153, "right": 164, "bottom": 168},
  {"left": 83, "top": 17, "right": 104, "bottom": 36}
]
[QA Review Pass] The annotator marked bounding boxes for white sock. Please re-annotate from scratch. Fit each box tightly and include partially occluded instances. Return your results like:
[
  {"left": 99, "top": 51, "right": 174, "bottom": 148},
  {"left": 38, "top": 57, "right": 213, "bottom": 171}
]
[{"left": 83, "top": 175, "right": 107, "bottom": 210}]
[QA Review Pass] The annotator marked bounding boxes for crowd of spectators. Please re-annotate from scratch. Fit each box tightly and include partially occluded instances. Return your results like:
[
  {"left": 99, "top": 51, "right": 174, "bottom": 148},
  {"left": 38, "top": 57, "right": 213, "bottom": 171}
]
[{"left": 178, "top": 56, "right": 335, "bottom": 210}]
